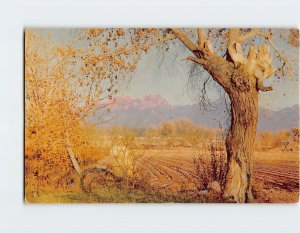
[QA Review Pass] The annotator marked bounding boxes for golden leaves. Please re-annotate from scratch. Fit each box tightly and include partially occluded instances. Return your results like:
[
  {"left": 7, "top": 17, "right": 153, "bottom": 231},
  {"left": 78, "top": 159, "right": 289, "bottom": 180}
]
[
  {"left": 25, "top": 28, "right": 170, "bottom": 192},
  {"left": 88, "top": 28, "right": 105, "bottom": 37},
  {"left": 116, "top": 28, "right": 125, "bottom": 36}
]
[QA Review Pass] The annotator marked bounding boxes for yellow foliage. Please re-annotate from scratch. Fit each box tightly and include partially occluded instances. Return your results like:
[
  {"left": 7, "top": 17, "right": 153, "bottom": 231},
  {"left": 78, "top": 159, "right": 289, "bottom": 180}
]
[{"left": 25, "top": 28, "right": 154, "bottom": 195}]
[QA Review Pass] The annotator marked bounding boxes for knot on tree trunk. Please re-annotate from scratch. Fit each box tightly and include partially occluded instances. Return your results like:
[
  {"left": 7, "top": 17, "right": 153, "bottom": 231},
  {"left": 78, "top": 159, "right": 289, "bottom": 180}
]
[
  {"left": 193, "top": 49, "right": 205, "bottom": 59},
  {"left": 231, "top": 67, "right": 250, "bottom": 92}
]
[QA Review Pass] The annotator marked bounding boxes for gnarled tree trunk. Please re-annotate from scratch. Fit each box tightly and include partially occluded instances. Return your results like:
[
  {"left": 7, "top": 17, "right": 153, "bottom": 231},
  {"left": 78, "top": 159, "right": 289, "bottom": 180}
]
[
  {"left": 171, "top": 28, "right": 275, "bottom": 203},
  {"left": 224, "top": 89, "right": 258, "bottom": 203}
]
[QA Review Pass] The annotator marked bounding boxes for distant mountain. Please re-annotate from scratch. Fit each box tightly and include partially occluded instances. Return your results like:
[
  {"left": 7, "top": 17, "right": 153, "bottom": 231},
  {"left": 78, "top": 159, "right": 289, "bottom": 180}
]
[
  {"left": 104, "top": 95, "right": 173, "bottom": 111},
  {"left": 89, "top": 95, "right": 299, "bottom": 131},
  {"left": 258, "top": 104, "right": 299, "bottom": 131}
]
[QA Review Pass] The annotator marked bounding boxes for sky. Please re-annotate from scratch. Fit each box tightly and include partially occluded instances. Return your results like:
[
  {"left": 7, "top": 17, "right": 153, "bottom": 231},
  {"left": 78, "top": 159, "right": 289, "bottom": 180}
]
[
  {"left": 34, "top": 28, "right": 299, "bottom": 110},
  {"left": 126, "top": 45, "right": 300, "bottom": 110},
  {"left": 125, "top": 29, "right": 299, "bottom": 110}
]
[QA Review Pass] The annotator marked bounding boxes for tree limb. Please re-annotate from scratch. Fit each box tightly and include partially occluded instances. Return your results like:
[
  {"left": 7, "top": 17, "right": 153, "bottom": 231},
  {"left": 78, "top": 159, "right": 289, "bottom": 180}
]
[
  {"left": 228, "top": 29, "right": 287, "bottom": 75},
  {"left": 171, "top": 28, "right": 198, "bottom": 52},
  {"left": 188, "top": 55, "right": 234, "bottom": 92},
  {"left": 256, "top": 31, "right": 288, "bottom": 75},
  {"left": 172, "top": 28, "right": 214, "bottom": 59},
  {"left": 228, "top": 29, "right": 263, "bottom": 65},
  {"left": 173, "top": 28, "right": 232, "bottom": 91},
  {"left": 228, "top": 28, "right": 260, "bottom": 46},
  {"left": 187, "top": 56, "right": 208, "bottom": 65},
  {"left": 228, "top": 42, "right": 246, "bottom": 65},
  {"left": 239, "top": 29, "right": 261, "bottom": 43},
  {"left": 65, "top": 133, "right": 82, "bottom": 177},
  {"left": 257, "top": 79, "right": 273, "bottom": 92},
  {"left": 197, "top": 28, "right": 207, "bottom": 48}
]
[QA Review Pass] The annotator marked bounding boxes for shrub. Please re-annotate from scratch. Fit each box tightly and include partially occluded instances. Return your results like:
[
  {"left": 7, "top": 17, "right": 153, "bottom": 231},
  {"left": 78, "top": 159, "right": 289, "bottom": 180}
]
[{"left": 193, "top": 141, "right": 227, "bottom": 191}]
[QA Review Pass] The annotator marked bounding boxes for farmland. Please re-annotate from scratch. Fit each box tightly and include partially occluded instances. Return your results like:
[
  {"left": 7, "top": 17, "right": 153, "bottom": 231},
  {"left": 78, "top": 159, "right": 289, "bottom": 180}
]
[
  {"left": 132, "top": 148, "right": 299, "bottom": 203},
  {"left": 26, "top": 139, "right": 299, "bottom": 203},
  {"left": 25, "top": 122, "right": 300, "bottom": 203}
]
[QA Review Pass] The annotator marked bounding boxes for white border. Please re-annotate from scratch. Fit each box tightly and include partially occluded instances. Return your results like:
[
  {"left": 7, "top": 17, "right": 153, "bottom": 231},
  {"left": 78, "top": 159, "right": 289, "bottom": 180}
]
[{"left": 0, "top": 0, "right": 299, "bottom": 232}]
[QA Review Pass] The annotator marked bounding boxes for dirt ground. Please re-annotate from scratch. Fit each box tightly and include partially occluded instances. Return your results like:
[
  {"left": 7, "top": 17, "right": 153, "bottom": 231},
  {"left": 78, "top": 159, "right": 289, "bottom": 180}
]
[
  {"left": 25, "top": 146, "right": 299, "bottom": 203},
  {"left": 137, "top": 148, "right": 299, "bottom": 203}
]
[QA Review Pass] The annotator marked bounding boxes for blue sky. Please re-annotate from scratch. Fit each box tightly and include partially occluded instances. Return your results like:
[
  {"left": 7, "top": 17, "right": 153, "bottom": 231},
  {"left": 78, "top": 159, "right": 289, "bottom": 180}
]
[
  {"left": 126, "top": 52, "right": 299, "bottom": 110},
  {"left": 35, "top": 28, "right": 299, "bottom": 110},
  {"left": 124, "top": 29, "right": 299, "bottom": 110}
]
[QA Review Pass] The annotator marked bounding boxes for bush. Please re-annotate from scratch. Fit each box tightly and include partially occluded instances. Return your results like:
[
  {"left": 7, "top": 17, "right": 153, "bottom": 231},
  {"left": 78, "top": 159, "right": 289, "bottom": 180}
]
[{"left": 193, "top": 141, "right": 227, "bottom": 191}]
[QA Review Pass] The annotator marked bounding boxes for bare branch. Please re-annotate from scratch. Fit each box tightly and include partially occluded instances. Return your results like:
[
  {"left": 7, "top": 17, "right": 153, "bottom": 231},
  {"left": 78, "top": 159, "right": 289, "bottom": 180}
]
[
  {"left": 187, "top": 56, "right": 208, "bottom": 65},
  {"left": 172, "top": 28, "right": 215, "bottom": 60},
  {"left": 255, "top": 44, "right": 276, "bottom": 80},
  {"left": 228, "top": 30, "right": 277, "bottom": 90},
  {"left": 171, "top": 28, "right": 198, "bottom": 52},
  {"left": 149, "top": 35, "right": 176, "bottom": 47},
  {"left": 203, "top": 40, "right": 215, "bottom": 56},
  {"left": 244, "top": 44, "right": 275, "bottom": 92},
  {"left": 173, "top": 28, "right": 232, "bottom": 91},
  {"left": 228, "top": 42, "right": 246, "bottom": 65},
  {"left": 257, "top": 80, "right": 273, "bottom": 92},
  {"left": 228, "top": 28, "right": 288, "bottom": 75},
  {"left": 228, "top": 29, "right": 265, "bottom": 66},
  {"left": 228, "top": 28, "right": 240, "bottom": 46},
  {"left": 65, "top": 133, "right": 82, "bottom": 176},
  {"left": 228, "top": 28, "right": 260, "bottom": 46},
  {"left": 197, "top": 28, "right": 207, "bottom": 48},
  {"left": 238, "top": 29, "right": 261, "bottom": 43},
  {"left": 188, "top": 56, "right": 234, "bottom": 92},
  {"left": 256, "top": 31, "right": 288, "bottom": 75}
]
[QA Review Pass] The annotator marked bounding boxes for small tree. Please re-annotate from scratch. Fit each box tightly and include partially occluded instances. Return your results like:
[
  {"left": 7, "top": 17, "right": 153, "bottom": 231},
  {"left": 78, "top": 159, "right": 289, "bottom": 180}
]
[{"left": 25, "top": 28, "right": 151, "bottom": 192}]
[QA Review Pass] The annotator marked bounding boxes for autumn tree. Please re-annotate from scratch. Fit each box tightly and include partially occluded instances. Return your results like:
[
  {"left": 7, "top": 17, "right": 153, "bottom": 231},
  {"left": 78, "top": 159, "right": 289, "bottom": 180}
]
[
  {"left": 25, "top": 28, "right": 163, "bottom": 193},
  {"left": 290, "top": 128, "right": 300, "bottom": 143}
]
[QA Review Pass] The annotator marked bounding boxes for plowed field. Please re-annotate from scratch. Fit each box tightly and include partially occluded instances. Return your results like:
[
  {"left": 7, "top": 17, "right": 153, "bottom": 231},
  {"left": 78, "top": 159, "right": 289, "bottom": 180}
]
[{"left": 139, "top": 149, "right": 299, "bottom": 194}]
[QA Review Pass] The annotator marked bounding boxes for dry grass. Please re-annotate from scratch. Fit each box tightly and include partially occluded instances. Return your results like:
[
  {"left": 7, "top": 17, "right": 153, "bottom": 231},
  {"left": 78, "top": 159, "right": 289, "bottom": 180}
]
[{"left": 192, "top": 142, "right": 227, "bottom": 191}]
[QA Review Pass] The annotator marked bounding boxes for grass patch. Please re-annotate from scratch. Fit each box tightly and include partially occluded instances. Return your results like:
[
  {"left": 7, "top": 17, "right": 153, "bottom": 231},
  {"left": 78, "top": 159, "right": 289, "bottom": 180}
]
[{"left": 25, "top": 186, "right": 222, "bottom": 203}]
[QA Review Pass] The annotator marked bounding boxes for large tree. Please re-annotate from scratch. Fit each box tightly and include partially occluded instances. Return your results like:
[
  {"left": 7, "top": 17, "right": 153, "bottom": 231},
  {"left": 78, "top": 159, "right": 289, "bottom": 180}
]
[{"left": 167, "top": 28, "right": 298, "bottom": 202}]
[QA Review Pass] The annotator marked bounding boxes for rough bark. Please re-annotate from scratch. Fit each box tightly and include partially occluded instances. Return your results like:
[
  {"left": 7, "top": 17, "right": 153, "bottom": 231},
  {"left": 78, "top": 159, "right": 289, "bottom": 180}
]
[
  {"left": 222, "top": 34, "right": 275, "bottom": 202},
  {"left": 224, "top": 87, "right": 258, "bottom": 203}
]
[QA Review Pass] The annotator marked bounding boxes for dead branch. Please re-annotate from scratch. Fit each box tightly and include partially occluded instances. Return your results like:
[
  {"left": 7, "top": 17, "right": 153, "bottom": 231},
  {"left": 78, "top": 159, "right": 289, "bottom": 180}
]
[
  {"left": 256, "top": 31, "right": 288, "bottom": 75},
  {"left": 228, "top": 28, "right": 287, "bottom": 76},
  {"left": 171, "top": 28, "right": 198, "bottom": 52},
  {"left": 257, "top": 80, "right": 273, "bottom": 92},
  {"left": 197, "top": 28, "right": 207, "bottom": 48},
  {"left": 187, "top": 56, "right": 208, "bottom": 65},
  {"left": 228, "top": 28, "right": 260, "bottom": 46}
]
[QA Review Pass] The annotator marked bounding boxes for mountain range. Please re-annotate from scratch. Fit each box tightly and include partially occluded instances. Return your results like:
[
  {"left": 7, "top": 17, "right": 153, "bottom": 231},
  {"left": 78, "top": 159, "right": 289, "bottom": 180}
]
[{"left": 89, "top": 95, "right": 299, "bottom": 131}]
